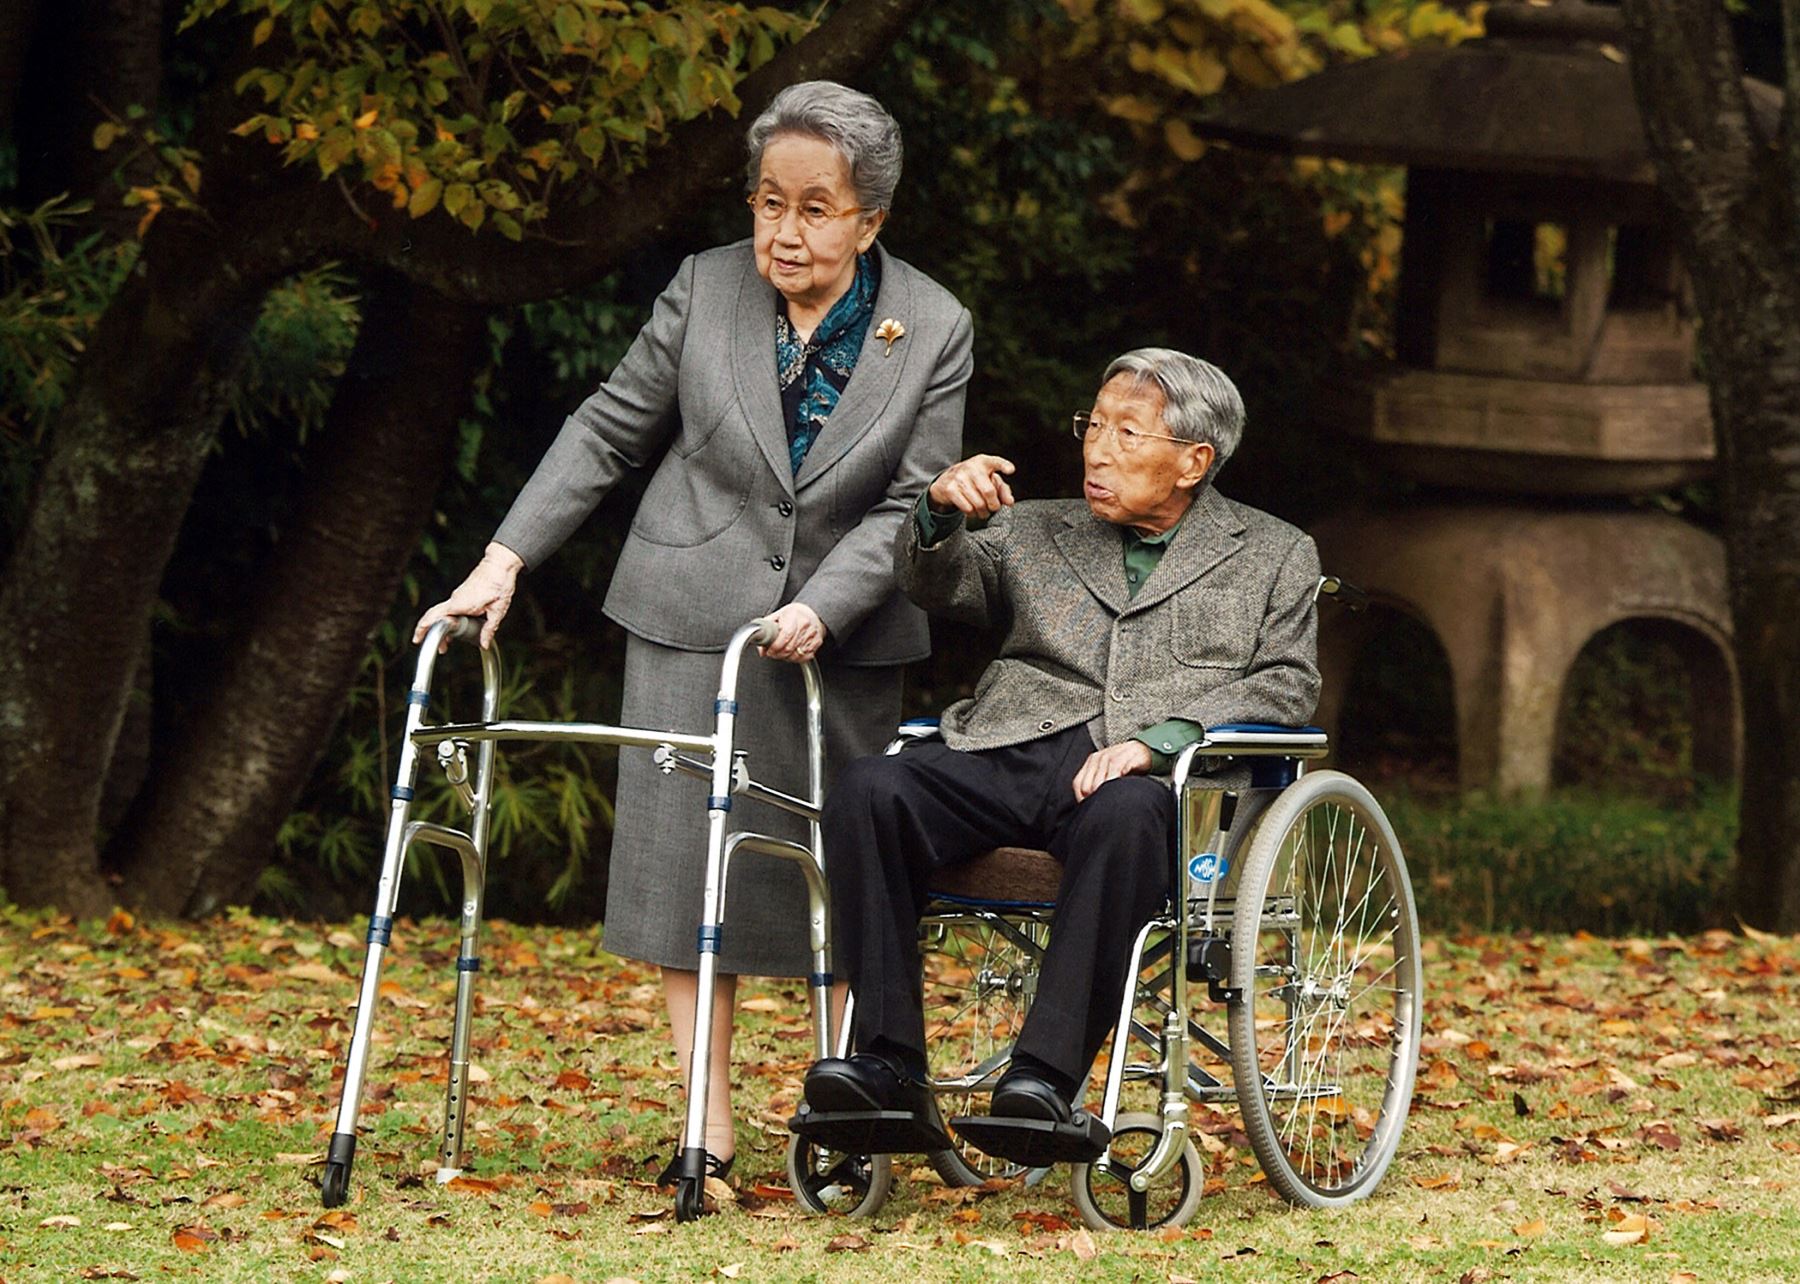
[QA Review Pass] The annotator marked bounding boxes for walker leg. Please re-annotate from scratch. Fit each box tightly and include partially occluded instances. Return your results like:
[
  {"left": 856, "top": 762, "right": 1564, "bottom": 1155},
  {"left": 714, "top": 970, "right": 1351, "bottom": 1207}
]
[
  {"left": 437, "top": 862, "right": 485, "bottom": 1183},
  {"left": 321, "top": 655, "right": 458, "bottom": 1208},
  {"left": 322, "top": 819, "right": 410, "bottom": 1207}
]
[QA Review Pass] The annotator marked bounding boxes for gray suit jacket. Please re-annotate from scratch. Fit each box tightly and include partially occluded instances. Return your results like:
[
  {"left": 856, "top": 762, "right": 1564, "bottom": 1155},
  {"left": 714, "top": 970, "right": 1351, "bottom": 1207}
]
[
  {"left": 898, "top": 490, "right": 1321, "bottom": 751},
  {"left": 494, "top": 240, "right": 972, "bottom": 663}
]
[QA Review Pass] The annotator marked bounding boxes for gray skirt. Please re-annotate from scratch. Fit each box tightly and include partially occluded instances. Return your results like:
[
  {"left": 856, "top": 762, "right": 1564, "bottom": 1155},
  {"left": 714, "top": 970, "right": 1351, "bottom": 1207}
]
[{"left": 602, "top": 633, "right": 902, "bottom": 976}]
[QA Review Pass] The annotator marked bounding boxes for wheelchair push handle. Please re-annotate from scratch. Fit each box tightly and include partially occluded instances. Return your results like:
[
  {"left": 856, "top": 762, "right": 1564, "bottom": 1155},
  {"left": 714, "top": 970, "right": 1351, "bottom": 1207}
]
[{"left": 1316, "top": 574, "right": 1369, "bottom": 612}]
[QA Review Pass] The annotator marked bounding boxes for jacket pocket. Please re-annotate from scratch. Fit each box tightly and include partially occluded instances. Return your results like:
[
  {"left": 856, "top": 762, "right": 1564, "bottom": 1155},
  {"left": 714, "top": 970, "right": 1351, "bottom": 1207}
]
[{"left": 629, "top": 434, "right": 754, "bottom": 548}]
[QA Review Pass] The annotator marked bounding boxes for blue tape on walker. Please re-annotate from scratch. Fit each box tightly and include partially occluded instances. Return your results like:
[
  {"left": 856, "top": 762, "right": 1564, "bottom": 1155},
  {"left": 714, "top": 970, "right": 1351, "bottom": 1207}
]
[
  {"left": 367, "top": 915, "right": 394, "bottom": 946},
  {"left": 1188, "top": 852, "right": 1228, "bottom": 884},
  {"left": 406, "top": 690, "right": 430, "bottom": 708},
  {"left": 707, "top": 795, "right": 732, "bottom": 812},
  {"left": 714, "top": 698, "right": 738, "bottom": 716},
  {"left": 392, "top": 785, "right": 415, "bottom": 802},
  {"left": 456, "top": 956, "right": 481, "bottom": 972},
  {"left": 697, "top": 925, "right": 724, "bottom": 954},
  {"left": 810, "top": 972, "right": 833, "bottom": 989}
]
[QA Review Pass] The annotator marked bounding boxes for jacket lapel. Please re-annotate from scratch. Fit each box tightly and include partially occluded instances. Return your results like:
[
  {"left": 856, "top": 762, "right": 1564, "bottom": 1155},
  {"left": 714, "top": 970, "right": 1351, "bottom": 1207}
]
[
  {"left": 794, "top": 243, "right": 911, "bottom": 492},
  {"left": 1054, "top": 508, "right": 1132, "bottom": 616},
  {"left": 730, "top": 253, "right": 800, "bottom": 494},
  {"left": 1122, "top": 487, "right": 1245, "bottom": 616}
]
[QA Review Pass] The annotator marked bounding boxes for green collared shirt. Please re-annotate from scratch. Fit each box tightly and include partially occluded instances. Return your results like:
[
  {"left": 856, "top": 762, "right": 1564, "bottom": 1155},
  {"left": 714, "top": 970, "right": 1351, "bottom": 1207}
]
[{"left": 914, "top": 497, "right": 1204, "bottom": 770}]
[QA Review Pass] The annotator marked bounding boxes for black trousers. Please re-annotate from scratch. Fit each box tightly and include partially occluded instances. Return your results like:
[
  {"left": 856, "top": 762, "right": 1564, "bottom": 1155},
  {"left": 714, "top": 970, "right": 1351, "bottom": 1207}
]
[{"left": 822, "top": 724, "right": 1175, "bottom": 1084}]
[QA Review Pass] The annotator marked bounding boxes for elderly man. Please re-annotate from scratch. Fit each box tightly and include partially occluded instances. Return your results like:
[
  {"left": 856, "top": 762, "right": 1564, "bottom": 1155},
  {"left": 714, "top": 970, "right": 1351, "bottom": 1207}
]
[{"left": 791, "top": 347, "right": 1321, "bottom": 1165}]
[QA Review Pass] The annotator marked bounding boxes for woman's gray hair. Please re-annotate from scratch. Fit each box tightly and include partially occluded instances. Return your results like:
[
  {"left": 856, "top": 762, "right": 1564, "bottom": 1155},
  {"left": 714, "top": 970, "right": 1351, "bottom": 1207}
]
[
  {"left": 744, "top": 81, "right": 903, "bottom": 214},
  {"left": 1102, "top": 347, "right": 1245, "bottom": 482}
]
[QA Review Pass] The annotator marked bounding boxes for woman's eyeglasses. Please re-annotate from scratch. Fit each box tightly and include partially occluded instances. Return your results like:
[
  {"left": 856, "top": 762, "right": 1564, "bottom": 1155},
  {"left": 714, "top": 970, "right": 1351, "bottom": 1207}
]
[{"left": 747, "top": 193, "right": 866, "bottom": 229}]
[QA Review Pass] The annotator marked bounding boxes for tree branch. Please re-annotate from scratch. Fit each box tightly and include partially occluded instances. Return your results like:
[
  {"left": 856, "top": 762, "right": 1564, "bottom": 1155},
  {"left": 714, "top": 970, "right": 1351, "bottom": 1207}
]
[{"left": 344, "top": 0, "right": 934, "bottom": 303}]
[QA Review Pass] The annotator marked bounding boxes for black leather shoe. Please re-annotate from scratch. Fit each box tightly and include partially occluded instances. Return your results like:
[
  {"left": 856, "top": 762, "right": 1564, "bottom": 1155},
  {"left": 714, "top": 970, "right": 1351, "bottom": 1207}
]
[
  {"left": 791, "top": 1055, "right": 953, "bottom": 1155},
  {"left": 803, "top": 1053, "right": 905, "bottom": 1114},
  {"left": 952, "top": 1068, "right": 1109, "bottom": 1166},
  {"left": 654, "top": 1148, "right": 733, "bottom": 1187},
  {"left": 989, "top": 1068, "right": 1075, "bottom": 1123}
]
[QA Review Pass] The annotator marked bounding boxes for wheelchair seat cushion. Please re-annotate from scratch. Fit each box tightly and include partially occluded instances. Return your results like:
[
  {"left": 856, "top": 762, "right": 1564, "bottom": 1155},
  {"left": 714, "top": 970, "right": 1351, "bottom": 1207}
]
[{"left": 927, "top": 846, "right": 1062, "bottom": 905}]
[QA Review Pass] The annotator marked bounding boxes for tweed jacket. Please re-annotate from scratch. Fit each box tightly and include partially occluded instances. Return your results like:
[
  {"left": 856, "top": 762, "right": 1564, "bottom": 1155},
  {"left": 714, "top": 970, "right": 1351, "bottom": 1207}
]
[
  {"left": 898, "top": 489, "right": 1321, "bottom": 751},
  {"left": 494, "top": 240, "right": 972, "bottom": 664}
]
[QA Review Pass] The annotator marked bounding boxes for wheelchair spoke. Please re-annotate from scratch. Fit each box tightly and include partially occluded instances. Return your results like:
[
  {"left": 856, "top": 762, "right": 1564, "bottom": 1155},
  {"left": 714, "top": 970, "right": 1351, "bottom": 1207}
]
[{"left": 920, "top": 913, "right": 1046, "bottom": 1185}]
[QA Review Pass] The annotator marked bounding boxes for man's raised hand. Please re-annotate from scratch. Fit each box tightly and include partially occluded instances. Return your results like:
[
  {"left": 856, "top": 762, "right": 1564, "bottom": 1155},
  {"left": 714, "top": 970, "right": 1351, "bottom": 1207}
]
[{"left": 927, "top": 454, "right": 1017, "bottom": 520}]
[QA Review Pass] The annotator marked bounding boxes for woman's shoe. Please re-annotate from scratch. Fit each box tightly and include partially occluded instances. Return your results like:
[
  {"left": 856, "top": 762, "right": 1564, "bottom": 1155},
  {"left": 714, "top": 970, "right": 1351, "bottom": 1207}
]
[{"left": 655, "top": 1147, "right": 734, "bottom": 1187}]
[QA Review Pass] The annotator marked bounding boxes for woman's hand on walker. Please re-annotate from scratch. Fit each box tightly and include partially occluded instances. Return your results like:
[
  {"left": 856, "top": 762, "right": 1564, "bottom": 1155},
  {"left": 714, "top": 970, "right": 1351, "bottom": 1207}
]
[
  {"left": 414, "top": 542, "right": 525, "bottom": 652},
  {"left": 928, "top": 454, "right": 1016, "bottom": 520},
  {"left": 760, "top": 602, "right": 826, "bottom": 663}
]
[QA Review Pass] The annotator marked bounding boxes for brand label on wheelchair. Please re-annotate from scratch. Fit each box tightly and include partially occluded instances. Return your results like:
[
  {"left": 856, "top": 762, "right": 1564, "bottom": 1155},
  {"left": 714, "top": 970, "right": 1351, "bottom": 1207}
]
[{"left": 1188, "top": 852, "right": 1228, "bottom": 884}]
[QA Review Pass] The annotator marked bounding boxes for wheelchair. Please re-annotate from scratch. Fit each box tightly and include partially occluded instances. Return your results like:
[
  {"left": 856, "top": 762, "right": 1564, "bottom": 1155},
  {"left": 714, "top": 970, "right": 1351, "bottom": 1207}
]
[{"left": 877, "top": 716, "right": 1423, "bottom": 1228}]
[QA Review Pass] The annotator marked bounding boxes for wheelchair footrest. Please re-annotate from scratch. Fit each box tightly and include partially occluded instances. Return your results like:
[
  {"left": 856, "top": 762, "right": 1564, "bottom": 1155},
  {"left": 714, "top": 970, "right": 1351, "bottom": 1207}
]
[
  {"left": 949, "top": 1111, "right": 1110, "bottom": 1166},
  {"left": 787, "top": 1104, "right": 952, "bottom": 1156}
]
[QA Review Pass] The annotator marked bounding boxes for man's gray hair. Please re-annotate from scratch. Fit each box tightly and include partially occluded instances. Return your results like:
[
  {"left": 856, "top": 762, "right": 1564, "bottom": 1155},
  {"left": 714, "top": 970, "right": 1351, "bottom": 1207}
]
[
  {"left": 745, "top": 81, "right": 903, "bottom": 214},
  {"left": 1103, "top": 347, "right": 1245, "bottom": 482}
]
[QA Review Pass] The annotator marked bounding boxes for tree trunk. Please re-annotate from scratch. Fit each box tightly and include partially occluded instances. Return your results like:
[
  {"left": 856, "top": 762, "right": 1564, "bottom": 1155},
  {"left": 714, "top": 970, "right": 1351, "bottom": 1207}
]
[
  {"left": 0, "top": 208, "right": 299, "bottom": 915},
  {"left": 1620, "top": 0, "right": 1800, "bottom": 930},
  {"left": 106, "top": 279, "right": 487, "bottom": 915}
]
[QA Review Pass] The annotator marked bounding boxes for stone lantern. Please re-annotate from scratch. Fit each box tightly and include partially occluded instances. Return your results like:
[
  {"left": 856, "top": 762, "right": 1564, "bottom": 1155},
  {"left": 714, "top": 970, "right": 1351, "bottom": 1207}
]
[{"left": 1193, "top": 0, "right": 1765, "bottom": 794}]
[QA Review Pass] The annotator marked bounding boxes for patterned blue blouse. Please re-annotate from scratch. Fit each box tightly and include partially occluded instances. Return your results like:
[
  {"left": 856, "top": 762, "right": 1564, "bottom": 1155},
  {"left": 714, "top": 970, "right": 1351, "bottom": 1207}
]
[{"left": 775, "top": 252, "right": 880, "bottom": 474}]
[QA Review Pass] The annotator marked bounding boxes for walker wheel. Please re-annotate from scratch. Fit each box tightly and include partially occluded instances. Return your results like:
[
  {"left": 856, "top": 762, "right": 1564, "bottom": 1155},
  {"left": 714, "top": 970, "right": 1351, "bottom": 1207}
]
[
  {"left": 674, "top": 1174, "right": 707, "bottom": 1222},
  {"left": 320, "top": 1160, "right": 351, "bottom": 1209}
]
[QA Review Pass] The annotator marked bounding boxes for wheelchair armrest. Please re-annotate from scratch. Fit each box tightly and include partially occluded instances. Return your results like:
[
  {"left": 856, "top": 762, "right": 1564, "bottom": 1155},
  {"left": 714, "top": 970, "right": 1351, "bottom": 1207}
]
[
  {"left": 885, "top": 718, "right": 943, "bottom": 755},
  {"left": 1171, "top": 725, "right": 1329, "bottom": 791}
]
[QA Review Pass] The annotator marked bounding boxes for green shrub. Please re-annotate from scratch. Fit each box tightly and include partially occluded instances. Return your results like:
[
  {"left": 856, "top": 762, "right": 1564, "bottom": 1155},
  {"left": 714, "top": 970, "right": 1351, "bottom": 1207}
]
[{"left": 1385, "top": 785, "right": 1738, "bottom": 935}]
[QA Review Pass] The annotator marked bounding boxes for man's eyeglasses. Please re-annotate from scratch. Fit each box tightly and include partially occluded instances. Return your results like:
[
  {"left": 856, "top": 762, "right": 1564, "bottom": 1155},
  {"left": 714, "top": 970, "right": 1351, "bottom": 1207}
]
[
  {"left": 1071, "top": 411, "right": 1192, "bottom": 452},
  {"left": 747, "top": 193, "right": 866, "bottom": 230}
]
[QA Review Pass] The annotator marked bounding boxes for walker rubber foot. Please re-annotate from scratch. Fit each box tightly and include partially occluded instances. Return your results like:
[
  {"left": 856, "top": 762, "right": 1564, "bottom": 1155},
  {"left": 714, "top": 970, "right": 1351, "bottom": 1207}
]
[
  {"left": 788, "top": 1104, "right": 952, "bottom": 1156},
  {"left": 950, "top": 1111, "right": 1110, "bottom": 1166}
]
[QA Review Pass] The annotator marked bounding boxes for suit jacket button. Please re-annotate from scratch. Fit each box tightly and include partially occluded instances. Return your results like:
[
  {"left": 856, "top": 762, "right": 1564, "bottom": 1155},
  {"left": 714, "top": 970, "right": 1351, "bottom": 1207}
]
[
  {"left": 1111, "top": 689, "right": 1127, "bottom": 701},
  {"left": 769, "top": 555, "right": 787, "bottom": 571},
  {"left": 777, "top": 501, "right": 794, "bottom": 516},
  {"left": 1039, "top": 719, "right": 1055, "bottom": 732}
]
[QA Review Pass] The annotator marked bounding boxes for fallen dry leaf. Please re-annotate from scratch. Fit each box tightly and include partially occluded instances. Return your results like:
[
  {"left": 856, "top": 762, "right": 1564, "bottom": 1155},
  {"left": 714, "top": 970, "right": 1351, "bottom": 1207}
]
[
  {"left": 1602, "top": 1213, "right": 1658, "bottom": 1246},
  {"left": 826, "top": 1233, "right": 871, "bottom": 1252},
  {"left": 1514, "top": 1217, "right": 1548, "bottom": 1237},
  {"left": 171, "top": 1225, "right": 217, "bottom": 1253}
]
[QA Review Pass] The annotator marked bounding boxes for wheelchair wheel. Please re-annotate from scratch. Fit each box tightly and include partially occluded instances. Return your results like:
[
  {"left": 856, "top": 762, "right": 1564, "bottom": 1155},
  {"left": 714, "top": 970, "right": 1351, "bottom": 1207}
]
[
  {"left": 1226, "top": 770, "right": 1422, "bottom": 1209},
  {"left": 785, "top": 1134, "right": 891, "bottom": 1217},
  {"left": 1069, "top": 1112, "right": 1204, "bottom": 1231},
  {"left": 920, "top": 912, "right": 1047, "bottom": 1185}
]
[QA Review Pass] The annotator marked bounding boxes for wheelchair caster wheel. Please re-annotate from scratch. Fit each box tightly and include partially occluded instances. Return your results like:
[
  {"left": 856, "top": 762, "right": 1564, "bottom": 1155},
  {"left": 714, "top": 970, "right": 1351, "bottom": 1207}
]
[
  {"left": 320, "top": 1161, "right": 351, "bottom": 1208},
  {"left": 1070, "top": 1113, "right": 1204, "bottom": 1231},
  {"left": 784, "top": 1133, "right": 892, "bottom": 1217}
]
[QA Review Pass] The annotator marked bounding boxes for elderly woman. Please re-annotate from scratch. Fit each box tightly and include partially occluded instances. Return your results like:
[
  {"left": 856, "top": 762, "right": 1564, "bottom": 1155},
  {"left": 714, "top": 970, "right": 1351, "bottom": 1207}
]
[{"left": 416, "top": 81, "right": 971, "bottom": 1179}]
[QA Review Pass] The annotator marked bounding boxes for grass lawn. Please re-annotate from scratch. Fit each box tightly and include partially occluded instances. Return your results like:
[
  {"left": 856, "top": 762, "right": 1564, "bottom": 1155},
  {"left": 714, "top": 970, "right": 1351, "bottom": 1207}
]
[{"left": 3, "top": 909, "right": 1798, "bottom": 1283}]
